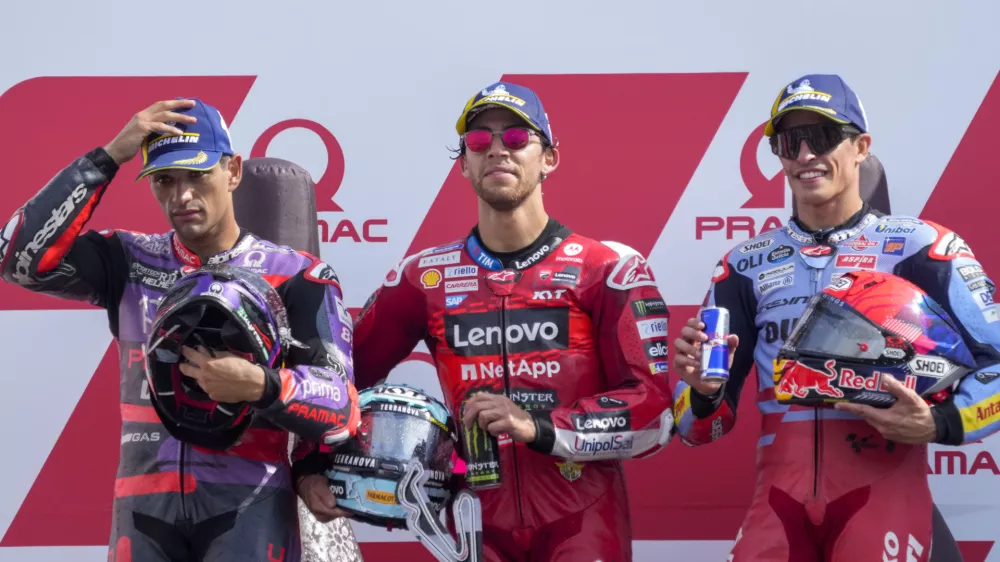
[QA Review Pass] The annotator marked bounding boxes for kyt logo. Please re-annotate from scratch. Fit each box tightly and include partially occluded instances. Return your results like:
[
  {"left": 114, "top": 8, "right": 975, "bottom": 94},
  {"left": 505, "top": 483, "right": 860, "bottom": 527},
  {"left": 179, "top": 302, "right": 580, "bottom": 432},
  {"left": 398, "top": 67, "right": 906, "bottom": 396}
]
[
  {"left": 696, "top": 122, "right": 787, "bottom": 240},
  {"left": 250, "top": 118, "right": 388, "bottom": 244}
]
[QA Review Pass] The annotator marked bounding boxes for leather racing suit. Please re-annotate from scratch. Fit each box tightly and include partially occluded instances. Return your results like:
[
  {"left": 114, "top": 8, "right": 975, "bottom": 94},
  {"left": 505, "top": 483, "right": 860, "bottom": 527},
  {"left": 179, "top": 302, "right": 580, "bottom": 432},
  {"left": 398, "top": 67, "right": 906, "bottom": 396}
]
[
  {"left": 672, "top": 204, "right": 1000, "bottom": 561},
  {"left": 350, "top": 218, "right": 675, "bottom": 562},
  {"left": 0, "top": 148, "right": 360, "bottom": 562}
]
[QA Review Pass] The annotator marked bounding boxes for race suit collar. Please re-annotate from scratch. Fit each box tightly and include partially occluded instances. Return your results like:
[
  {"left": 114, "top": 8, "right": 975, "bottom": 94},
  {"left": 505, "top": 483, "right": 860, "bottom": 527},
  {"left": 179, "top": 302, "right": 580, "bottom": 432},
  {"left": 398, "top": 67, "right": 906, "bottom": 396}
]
[
  {"left": 786, "top": 203, "right": 877, "bottom": 246},
  {"left": 171, "top": 228, "right": 256, "bottom": 268},
  {"left": 468, "top": 218, "right": 573, "bottom": 271}
]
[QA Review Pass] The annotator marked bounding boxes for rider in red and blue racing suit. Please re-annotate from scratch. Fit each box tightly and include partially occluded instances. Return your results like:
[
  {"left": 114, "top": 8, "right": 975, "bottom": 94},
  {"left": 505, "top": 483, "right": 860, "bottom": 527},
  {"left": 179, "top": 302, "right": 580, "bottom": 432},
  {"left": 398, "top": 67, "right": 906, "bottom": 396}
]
[
  {"left": 0, "top": 99, "right": 359, "bottom": 561},
  {"left": 672, "top": 74, "right": 1000, "bottom": 561}
]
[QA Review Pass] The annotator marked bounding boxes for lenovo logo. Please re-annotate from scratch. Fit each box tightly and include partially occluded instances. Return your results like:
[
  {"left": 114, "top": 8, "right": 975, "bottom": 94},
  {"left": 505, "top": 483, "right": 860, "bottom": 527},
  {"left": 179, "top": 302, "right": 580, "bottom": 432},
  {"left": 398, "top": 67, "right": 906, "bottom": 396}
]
[{"left": 445, "top": 308, "right": 570, "bottom": 357}]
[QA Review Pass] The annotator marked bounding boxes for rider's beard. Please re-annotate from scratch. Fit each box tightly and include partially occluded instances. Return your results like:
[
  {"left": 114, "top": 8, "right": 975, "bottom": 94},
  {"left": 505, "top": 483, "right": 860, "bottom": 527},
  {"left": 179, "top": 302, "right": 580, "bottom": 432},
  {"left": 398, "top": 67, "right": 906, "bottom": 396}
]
[{"left": 472, "top": 173, "right": 538, "bottom": 213}]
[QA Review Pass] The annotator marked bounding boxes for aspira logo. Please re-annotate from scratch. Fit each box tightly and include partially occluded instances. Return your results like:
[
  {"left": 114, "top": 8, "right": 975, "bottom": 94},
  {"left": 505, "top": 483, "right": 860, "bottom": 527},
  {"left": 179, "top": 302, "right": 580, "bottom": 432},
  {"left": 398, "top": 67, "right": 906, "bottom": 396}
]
[{"left": 445, "top": 307, "right": 570, "bottom": 357}]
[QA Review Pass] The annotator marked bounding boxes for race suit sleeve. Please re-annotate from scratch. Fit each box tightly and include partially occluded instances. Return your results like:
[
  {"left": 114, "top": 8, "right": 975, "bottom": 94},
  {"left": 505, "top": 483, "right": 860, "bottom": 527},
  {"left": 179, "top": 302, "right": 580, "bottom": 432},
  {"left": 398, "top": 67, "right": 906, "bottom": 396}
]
[
  {"left": 526, "top": 243, "right": 676, "bottom": 461},
  {"left": 895, "top": 222, "right": 1000, "bottom": 445},
  {"left": 672, "top": 250, "right": 760, "bottom": 446},
  {"left": 0, "top": 147, "right": 128, "bottom": 320},
  {"left": 351, "top": 253, "right": 430, "bottom": 390},
  {"left": 259, "top": 261, "right": 362, "bottom": 482}
]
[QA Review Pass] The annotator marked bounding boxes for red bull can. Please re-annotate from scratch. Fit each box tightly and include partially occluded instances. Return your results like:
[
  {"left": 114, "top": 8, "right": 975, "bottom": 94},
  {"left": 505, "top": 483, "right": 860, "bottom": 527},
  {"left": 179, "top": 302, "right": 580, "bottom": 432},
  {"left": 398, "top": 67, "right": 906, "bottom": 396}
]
[{"left": 700, "top": 306, "right": 730, "bottom": 383}]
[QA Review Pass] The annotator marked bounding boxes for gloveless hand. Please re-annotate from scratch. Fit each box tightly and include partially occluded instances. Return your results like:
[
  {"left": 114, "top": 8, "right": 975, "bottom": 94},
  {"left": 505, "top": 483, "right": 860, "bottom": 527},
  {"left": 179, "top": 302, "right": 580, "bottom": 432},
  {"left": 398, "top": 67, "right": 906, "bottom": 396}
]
[
  {"left": 834, "top": 375, "right": 938, "bottom": 444},
  {"left": 672, "top": 316, "right": 739, "bottom": 396},
  {"left": 178, "top": 346, "right": 267, "bottom": 403},
  {"left": 462, "top": 392, "right": 536, "bottom": 443},
  {"left": 103, "top": 99, "right": 198, "bottom": 166}
]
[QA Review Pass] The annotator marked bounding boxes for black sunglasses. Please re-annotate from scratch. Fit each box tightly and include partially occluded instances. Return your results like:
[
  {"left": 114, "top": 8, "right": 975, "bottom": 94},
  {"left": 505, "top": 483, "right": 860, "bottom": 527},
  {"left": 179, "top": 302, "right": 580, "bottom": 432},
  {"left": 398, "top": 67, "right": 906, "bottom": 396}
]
[{"left": 770, "top": 123, "right": 862, "bottom": 159}]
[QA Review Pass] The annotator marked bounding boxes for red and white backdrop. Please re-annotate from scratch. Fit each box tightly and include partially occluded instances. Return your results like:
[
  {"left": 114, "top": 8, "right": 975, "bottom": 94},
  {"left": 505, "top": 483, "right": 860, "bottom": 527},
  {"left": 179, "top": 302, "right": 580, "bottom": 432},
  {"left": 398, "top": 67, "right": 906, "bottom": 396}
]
[{"left": 1, "top": 1, "right": 998, "bottom": 560}]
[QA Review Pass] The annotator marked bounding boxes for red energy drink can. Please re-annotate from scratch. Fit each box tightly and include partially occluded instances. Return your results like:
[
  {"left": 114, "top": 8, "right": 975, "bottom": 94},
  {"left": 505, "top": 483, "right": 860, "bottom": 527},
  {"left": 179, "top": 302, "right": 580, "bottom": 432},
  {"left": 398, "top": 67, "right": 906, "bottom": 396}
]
[{"left": 700, "top": 306, "right": 730, "bottom": 383}]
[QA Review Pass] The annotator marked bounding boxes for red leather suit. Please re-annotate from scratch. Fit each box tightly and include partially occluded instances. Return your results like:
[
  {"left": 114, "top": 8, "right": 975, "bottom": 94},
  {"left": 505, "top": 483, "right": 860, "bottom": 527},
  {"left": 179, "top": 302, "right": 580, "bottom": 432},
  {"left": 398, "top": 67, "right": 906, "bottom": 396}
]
[{"left": 352, "top": 219, "right": 675, "bottom": 562}]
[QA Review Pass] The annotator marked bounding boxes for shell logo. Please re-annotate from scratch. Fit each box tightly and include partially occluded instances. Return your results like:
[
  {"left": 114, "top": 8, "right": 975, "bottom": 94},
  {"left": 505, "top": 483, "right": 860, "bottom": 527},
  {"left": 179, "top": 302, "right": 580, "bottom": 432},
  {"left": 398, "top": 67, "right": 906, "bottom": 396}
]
[{"left": 420, "top": 269, "right": 442, "bottom": 289}]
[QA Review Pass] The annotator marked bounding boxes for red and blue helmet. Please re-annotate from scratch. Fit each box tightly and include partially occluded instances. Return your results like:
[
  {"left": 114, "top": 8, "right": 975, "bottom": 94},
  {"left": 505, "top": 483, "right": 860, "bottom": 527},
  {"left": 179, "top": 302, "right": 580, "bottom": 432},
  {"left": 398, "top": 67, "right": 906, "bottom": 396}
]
[
  {"left": 775, "top": 270, "right": 976, "bottom": 407},
  {"left": 144, "top": 264, "right": 300, "bottom": 449}
]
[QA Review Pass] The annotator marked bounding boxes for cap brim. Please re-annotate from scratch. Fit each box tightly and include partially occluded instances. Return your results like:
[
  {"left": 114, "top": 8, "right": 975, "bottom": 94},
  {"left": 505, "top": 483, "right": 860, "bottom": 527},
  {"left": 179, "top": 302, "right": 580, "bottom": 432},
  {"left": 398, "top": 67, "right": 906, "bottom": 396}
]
[
  {"left": 456, "top": 101, "right": 543, "bottom": 136},
  {"left": 136, "top": 150, "right": 224, "bottom": 180},
  {"left": 764, "top": 106, "right": 850, "bottom": 136}
]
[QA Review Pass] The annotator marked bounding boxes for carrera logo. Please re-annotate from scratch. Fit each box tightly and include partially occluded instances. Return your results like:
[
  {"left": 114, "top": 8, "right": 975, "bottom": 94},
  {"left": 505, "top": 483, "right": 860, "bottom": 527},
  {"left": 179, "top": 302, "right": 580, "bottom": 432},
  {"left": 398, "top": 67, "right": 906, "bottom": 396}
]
[
  {"left": 444, "top": 279, "right": 477, "bottom": 293},
  {"left": 445, "top": 307, "right": 570, "bottom": 356},
  {"left": 835, "top": 254, "right": 877, "bottom": 269},
  {"left": 570, "top": 410, "right": 632, "bottom": 434}
]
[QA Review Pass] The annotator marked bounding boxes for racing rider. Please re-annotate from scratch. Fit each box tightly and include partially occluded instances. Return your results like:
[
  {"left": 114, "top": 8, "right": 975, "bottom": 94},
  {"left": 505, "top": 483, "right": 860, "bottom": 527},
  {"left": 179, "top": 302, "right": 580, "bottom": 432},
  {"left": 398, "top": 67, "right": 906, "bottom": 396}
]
[
  {"left": 0, "top": 99, "right": 361, "bottom": 561},
  {"left": 349, "top": 81, "right": 676, "bottom": 561},
  {"left": 671, "top": 74, "right": 1000, "bottom": 561}
]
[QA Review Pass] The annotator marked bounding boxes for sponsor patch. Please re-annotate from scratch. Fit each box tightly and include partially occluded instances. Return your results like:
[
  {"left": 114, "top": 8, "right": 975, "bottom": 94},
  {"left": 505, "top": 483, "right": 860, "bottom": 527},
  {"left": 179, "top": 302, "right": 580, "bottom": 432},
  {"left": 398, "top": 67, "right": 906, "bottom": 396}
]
[
  {"left": 767, "top": 245, "right": 794, "bottom": 263},
  {"left": 445, "top": 294, "right": 468, "bottom": 308},
  {"left": 445, "top": 265, "right": 478, "bottom": 278},
  {"left": 420, "top": 268, "right": 442, "bottom": 289},
  {"left": 643, "top": 340, "right": 669, "bottom": 360},
  {"left": 418, "top": 251, "right": 461, "bottom": 268},
  {"left": 881, "top": 237, "right": 906, "bottom": 256},
  {"left": 636, "top": 318, "right": 668, "bottom": 339},
  {"left": 570, "top": 410, "right": 632, "bottom": 433},
  {"left": 649, "top": 361, "right": 669, "bottom": 374},
  {"left": 445, "top": 279, "right": 478, "bottom": 293},
  {"left": 758, "top": 275, "right": 794, "bottom": 295},
  {"left": 958, "top": 264, "right": 985, "bottom": 282},
  {"left": 758, "top": 263, "right": 795, "bottom": 283},
  {"left": 835, "top": 254, "right": 877, "bottom": 269},
  {"left": 445, "top": 308, "right": 570, "bottom": 356},
  {"left": 632, "top": 298, "right": 667, "bottom": 318},
  {"left": 738, "top": 238, "right": 774, "bottom": 254},
  {"left": 843, "top": 234, "right": 877, "bottom": 252}
]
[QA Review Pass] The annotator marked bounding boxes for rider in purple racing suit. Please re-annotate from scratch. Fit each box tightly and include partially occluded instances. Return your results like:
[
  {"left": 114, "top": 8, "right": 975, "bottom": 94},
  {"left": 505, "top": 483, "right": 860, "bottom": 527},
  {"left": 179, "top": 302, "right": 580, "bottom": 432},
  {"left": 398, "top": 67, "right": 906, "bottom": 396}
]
[{"left": 0, "top": 99, "right": 359, "bottom": 561}]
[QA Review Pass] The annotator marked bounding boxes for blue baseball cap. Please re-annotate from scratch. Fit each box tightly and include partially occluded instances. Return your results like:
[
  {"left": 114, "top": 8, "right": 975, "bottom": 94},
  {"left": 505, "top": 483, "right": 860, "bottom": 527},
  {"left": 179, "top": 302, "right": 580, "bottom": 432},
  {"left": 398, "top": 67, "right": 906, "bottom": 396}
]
[
  {"left": 764, "top": 74, "right": 869, "bottom": 137},
  {"left": 455, "top": 81, "right": 554, "bottom": 145},
  {"left": 136, "top": 98, "right": 235, "bottom": 180}
]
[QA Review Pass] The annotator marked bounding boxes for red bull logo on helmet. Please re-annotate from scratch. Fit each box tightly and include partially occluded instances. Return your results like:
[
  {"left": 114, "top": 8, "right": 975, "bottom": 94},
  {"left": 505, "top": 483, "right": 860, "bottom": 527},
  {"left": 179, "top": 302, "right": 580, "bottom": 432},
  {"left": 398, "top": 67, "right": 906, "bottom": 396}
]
[{"left": 774, "top": 359, "right": 845, "bottom": 400}]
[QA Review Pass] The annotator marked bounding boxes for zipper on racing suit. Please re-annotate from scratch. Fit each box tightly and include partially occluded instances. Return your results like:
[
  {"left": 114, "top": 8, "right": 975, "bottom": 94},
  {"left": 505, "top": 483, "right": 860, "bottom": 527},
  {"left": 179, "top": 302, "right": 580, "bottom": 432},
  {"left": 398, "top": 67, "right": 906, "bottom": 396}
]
[
  {"left": 498, "top": 296, "right": 526, "bottom": 527},
  {"left": 179, "top": 441, "right": 188, "bottom": 517},
  {"left": 809, "top": 266, "right": 822, "bottom": 499}
]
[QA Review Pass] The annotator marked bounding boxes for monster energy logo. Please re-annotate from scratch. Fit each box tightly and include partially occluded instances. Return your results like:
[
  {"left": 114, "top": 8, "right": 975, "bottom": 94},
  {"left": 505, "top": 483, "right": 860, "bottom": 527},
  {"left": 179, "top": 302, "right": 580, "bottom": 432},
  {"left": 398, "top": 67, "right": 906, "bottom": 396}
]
[
  {"left": 631, "top": 298, "right": 667, "bottom": 318},
  {"left": 462, "top": 415, "right": 500, "bottom": 484}
]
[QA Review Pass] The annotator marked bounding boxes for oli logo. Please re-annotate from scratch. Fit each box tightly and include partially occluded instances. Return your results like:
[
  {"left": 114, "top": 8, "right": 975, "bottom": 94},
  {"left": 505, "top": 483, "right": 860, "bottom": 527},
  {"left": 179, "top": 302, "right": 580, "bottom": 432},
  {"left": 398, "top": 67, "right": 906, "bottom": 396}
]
[{"left": 251, "top": 119, "right": 388, "bottom": 243}]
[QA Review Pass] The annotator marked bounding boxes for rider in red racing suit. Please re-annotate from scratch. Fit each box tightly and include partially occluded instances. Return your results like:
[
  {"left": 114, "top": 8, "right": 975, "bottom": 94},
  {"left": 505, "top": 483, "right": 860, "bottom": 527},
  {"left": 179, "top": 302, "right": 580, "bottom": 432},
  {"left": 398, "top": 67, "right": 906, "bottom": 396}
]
[
  {"left": 0, "top": 99, "right": 360, "bottom": 561},
  {"left": 353, "top": 221, "right": 675, "bottom": 562},
  {"left": 672, "top": 74, "right": 1000, "bottom": 561},
  {"left": 349, "top": 80, "right": 675, "bottom": 562}
]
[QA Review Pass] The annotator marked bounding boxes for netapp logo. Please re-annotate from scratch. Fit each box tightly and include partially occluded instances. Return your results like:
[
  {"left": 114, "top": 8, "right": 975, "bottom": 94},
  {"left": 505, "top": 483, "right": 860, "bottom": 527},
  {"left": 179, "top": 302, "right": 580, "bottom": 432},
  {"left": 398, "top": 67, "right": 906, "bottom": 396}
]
[{"left": 445, "top": 308, "right": 570, "bottom": 356}]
